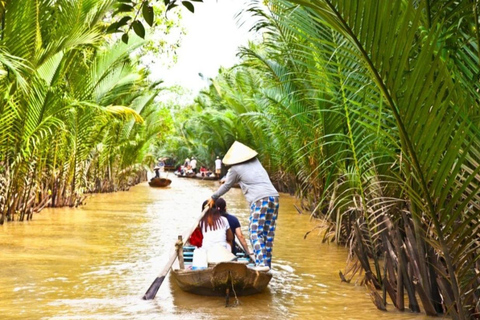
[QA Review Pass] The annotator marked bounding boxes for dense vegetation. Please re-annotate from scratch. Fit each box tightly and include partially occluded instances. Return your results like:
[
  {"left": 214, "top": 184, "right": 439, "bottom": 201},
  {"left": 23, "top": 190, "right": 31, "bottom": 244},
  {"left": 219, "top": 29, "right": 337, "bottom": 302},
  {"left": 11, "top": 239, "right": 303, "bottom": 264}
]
[
  {"left": 0, "top": 0, "right": 175, "bottom": 222},
  {"left": 3, "top": 0, "right": 480, "bottom": 318},
  {"left": 165, "top": 0, "right": 480, "bottom": 319}
]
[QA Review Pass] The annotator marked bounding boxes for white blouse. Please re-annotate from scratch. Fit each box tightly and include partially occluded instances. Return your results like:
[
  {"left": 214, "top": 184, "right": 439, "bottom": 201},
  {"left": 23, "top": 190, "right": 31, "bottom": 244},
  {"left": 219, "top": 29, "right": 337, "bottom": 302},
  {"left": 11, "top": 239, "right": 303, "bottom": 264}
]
[{"left": 200, "top": 216, "right": 230, "bottom": 250}]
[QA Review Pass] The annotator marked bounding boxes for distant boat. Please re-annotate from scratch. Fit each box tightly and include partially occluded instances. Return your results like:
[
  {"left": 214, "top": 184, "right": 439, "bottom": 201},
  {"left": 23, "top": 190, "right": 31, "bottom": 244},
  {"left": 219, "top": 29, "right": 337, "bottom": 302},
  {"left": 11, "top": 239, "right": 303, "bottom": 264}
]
[
  {"left": 195, "top": 173, "right": 220, "bottom": 181},
  {"left": 175, "top": 172, "right": 196, "bottom": 178},
  {"left": 148, "top": 177, "right": 172, "bottom": 187},
  {"left": 157, "top": 157, "right": 177, "bottom": 171},
  {"left": 175, "top": 172, "right": 219, "bottom": 180}
]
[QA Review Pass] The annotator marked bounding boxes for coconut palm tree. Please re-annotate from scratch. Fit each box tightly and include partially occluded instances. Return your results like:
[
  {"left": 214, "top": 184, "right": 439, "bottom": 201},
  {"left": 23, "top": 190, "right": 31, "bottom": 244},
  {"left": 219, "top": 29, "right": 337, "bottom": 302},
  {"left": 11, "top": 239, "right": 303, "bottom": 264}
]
[
  {"left": 247, "top": 0, "right": 480, "bottom": 317},
  {"left": 168, "top": 0, "right": 480, "bottom": 317},
  {"left": 0, "top": 0, "right": 116, "bottom": 220},
  {"left": 0, "top": 0, "right": 168, "bottom": 222}
]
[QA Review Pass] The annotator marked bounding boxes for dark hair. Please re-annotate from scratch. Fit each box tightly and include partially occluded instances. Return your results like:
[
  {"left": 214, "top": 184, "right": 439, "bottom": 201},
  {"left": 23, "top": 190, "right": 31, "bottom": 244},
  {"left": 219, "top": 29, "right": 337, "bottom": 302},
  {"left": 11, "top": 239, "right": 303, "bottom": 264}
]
[
  {"left": 201, "top": 200, "right": 208, "bottom": 212},
  {"left": 200, "top": 207, "right": 224, "bottom": 232},
  {"left": 215, "top": 198, "right": 227, "bottom": 214}
]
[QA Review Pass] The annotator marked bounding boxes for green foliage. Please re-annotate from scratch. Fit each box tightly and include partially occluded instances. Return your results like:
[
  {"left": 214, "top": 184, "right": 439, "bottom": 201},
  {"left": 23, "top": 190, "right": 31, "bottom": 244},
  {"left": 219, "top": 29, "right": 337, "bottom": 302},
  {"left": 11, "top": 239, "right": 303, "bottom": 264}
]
[
  {"left": 0, "top": 0, "right": 170, "bottom": 222},
  {"left": 111, "top": 0, "right": 203, "bottom": 43},
  {"left": 181, "top": 1, "right": 195, "bottom": 13},
  {"left": 142, "top": 3, "right": 155, "bottom": 26},
  {"left": 164, "top": 0, "right": 480, "bottom": 317},
  {"left": 132, "top": 20, "right": 146, "bottom": 38}
]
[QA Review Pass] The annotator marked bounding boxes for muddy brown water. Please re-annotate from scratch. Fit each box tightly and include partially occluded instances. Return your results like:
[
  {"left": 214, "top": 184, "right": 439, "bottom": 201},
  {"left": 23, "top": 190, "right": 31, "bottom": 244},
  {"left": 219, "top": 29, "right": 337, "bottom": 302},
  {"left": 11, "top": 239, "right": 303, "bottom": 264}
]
[{"left": 1, "top": 177, "right": 441, "bottom": 319}]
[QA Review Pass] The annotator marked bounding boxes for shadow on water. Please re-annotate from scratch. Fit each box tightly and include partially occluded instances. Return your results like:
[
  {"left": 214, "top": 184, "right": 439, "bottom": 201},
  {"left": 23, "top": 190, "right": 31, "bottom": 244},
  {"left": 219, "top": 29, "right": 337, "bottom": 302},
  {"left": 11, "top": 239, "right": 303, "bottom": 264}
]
[{"left": 0, "top": 177, "right": 441, "bottom": 320}]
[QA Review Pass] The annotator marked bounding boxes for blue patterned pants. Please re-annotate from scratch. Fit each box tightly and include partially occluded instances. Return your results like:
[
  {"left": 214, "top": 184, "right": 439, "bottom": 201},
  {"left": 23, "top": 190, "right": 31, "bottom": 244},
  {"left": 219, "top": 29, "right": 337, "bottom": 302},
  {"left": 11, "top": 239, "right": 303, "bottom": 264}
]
[{"left": 249, "top": 196, "right": 279, "bottom": 268}]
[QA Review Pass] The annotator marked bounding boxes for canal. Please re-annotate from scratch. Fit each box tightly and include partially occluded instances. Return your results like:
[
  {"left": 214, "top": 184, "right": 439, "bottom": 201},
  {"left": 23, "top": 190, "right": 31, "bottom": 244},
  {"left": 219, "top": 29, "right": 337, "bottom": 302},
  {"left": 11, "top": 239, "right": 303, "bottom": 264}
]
[{"left": 0, "top": 177, "right": 437, "bottom": 319}]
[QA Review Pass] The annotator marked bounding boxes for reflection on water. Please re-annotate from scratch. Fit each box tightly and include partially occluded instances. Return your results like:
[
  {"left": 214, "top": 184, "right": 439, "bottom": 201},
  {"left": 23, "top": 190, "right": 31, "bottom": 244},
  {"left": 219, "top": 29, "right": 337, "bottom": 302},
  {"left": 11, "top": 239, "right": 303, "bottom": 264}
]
[{"left": 1, "top": 177, "right": 436, "bottom": 320}]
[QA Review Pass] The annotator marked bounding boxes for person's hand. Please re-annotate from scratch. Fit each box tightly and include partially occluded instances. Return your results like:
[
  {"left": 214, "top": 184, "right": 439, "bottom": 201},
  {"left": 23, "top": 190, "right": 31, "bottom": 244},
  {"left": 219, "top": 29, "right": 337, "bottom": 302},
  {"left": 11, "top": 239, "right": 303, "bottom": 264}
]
[{"left": 206, "top": 197, "right": 215, "bottom": 208}]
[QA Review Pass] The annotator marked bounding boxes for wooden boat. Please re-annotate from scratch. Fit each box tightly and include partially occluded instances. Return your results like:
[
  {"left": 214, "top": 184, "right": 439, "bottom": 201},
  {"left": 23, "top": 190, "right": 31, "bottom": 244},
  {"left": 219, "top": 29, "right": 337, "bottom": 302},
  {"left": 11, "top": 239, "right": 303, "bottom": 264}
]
[
  {"left": 161, "top": 157, "right": 177, "bottom": 171},
  {"left": 171, "top": 260, "right": 272, "bottom": 296},
  {"left": 195, "top": 174, "right": 219, "bottom": 181},
  {"left": 175, "top": 172, "right": 196, "bottom": 178},
  {"left": 171, "top": 244, "right": 272, "bottom": 298},
  {"left": 176, "top": 173, "right": 219, "bottom": 180},
  {"left": 148, "top": 177, "right": 172, "bottom": 187}
]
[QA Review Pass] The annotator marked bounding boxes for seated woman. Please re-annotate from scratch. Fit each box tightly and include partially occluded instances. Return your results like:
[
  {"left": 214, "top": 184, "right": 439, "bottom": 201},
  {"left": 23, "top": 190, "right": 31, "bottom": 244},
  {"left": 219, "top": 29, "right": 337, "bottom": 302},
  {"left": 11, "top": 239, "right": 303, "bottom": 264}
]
[
  {"left": 185, "top": 165, "right": 194, "bottom": 176},
  {"left": 175, "top": 165, "right": 184, "bottom": 175},
  {"left": 199, "top": 205, "right": 235, "bottom": 263},
  {"left": 199, "top": 166, "right": 208, "bottom": 177},
  {"left": 205, "top": 168, "right": 215, "bottom": 177}
]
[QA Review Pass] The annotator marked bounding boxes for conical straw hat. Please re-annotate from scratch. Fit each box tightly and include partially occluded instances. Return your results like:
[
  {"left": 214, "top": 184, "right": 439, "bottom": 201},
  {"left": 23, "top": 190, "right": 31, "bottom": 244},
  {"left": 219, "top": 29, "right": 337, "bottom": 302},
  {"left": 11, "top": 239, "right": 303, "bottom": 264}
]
[{"left": 222, "top": 141, "right": 258, "bottom": 165}]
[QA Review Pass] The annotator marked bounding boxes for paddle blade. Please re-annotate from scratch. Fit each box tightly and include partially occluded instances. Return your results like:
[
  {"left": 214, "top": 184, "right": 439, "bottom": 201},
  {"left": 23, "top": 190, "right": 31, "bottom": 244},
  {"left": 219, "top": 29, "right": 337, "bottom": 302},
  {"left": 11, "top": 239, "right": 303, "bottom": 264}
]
[{"left": 142, "top": 276, "right": 165, "bottom": 300}]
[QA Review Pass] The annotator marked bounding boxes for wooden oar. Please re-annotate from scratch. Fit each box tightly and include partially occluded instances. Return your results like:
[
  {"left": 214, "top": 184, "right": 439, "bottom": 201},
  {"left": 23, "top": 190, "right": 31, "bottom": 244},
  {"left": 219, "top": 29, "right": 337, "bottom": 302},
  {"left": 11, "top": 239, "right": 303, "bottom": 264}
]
[{"left": 142, "top": 206, "right": 208, "bottom": 300}]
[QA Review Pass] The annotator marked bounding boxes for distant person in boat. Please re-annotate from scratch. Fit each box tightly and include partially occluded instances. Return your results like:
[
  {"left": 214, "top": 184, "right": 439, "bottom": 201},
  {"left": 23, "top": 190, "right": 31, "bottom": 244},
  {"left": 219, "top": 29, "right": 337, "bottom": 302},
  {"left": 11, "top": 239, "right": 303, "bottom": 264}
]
[
  {"left": 205, "top": 168, "right": 215, "bottom": 177},
  {"left": 153, "top": 166, "right": 160, "bottom": 179},
  {"left": 200, "top": 166, "right": 208, "bottom": 177},
  {"left": 216, "top": 197, "right": 253, "bottom": 257},
  {"left": 175, "top": 165, "right": 183, "bottom": 175},
  {"left": 190, "top": 157, "right": 197, "bottom": 173},
  {"left": 185, "top": 165, "right": 194, "bottom": 176},
  {"left": 215, "top": 156, "right": 222, "bottom": 175},
  {"left": 184, "top": 157, "right": 190, "bottom": 167},
  {"left": 199, "top": 202, "right": 235, "bottom": 263},
  {"left": 207, "top": 141, "right": 279, "bottom": 271}
]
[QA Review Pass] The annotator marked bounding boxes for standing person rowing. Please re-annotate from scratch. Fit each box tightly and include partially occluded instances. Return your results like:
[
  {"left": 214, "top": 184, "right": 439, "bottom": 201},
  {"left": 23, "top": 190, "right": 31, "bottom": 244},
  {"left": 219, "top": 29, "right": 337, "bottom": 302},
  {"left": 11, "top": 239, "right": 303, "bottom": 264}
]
[
  {"left": 215, "top": 156, "right": 222, "bottom": 176},
  {"left": 190, "top": 157, "right": 197, "bottom": 174},
  {"left": 207, "top": 141, "right": 279, "bottom": 271}
]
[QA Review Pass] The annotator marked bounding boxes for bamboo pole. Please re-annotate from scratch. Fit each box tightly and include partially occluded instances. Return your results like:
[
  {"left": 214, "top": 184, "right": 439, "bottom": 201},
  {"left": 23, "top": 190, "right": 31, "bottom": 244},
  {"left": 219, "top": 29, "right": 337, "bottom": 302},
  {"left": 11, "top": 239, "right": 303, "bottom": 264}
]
[{"left": 177, "top": 235, "right": 184, "bottom": 270}]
